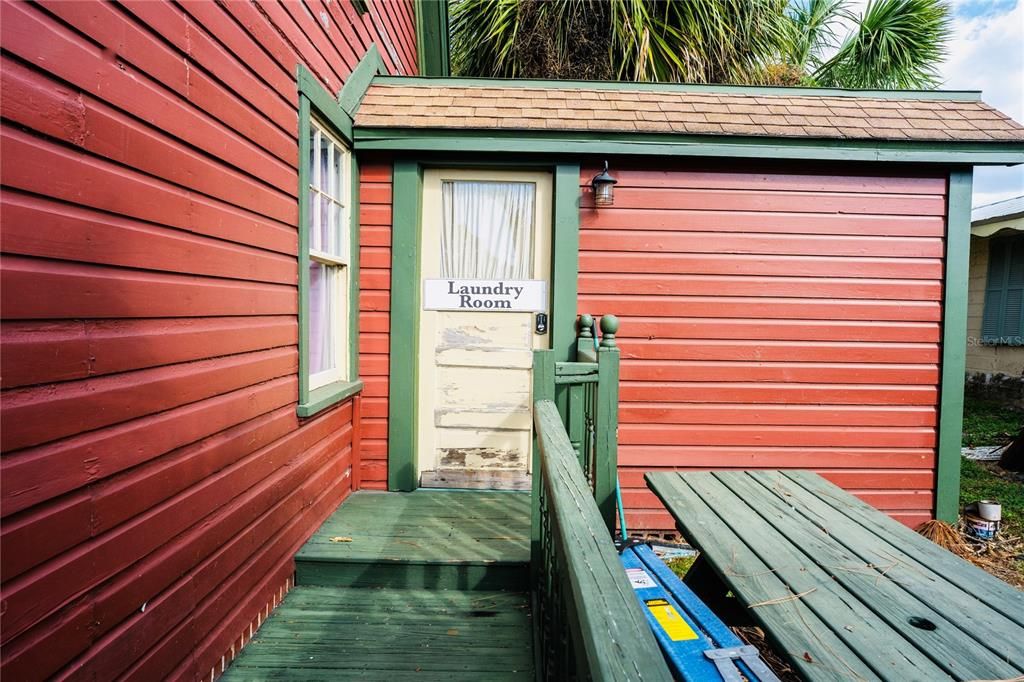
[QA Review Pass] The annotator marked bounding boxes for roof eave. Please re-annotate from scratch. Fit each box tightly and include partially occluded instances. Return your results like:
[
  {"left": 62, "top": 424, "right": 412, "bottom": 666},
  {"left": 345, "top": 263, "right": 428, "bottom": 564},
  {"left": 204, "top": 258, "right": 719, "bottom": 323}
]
[
  {"left": 371, "top": 75, "right": 983, "bottom": 102},
  {"left": 353, "top": 126, "right": 1024, "bottom": 166}
]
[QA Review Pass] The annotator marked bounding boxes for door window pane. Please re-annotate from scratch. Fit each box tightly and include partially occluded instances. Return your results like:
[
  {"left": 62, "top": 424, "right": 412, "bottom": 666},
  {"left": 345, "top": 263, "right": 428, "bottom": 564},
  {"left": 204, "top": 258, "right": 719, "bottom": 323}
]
[{"left": 440, "top": 181, "right": 535, "bottom": 279}]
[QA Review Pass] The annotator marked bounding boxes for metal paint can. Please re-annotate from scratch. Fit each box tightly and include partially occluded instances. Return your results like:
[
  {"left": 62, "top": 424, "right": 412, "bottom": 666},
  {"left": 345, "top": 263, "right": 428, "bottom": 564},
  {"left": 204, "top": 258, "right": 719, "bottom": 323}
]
[
  {"left": 977, "top": 499, "right": 1002, "bottom": 522},
  {"left": 965, "top": 514, "right": 999, "bottom": 540}
]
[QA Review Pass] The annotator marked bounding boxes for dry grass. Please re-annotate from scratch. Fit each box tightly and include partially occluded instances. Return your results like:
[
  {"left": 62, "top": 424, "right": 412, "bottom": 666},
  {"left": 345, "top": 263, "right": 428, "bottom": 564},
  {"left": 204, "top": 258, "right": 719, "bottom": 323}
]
[
  {"left": 916, "top": 519, "right": 1024, "bottom": 589},
  {"left": 731, "top": 626, "right": 803, "bottom": 682}
]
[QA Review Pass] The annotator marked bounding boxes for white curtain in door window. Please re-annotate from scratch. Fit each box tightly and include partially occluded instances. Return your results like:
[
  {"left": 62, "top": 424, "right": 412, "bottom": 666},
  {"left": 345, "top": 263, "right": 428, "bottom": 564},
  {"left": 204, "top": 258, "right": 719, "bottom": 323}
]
[{"left": 440, "top": 181, "right": 535, "bottom": 279}]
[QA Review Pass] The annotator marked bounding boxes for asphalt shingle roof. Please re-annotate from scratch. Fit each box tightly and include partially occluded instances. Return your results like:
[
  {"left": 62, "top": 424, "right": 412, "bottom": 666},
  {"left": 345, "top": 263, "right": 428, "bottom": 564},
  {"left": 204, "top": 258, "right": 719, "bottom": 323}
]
[{"left": 355, "top": 83, "right": 1024, "bottom": 142}]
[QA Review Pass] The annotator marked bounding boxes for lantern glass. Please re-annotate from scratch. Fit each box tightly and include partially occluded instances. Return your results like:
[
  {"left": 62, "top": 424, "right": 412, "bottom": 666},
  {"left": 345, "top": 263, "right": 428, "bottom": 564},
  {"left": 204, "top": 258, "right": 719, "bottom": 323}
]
[{"left": 593, "top": 181, "right": 615, "bottom": 206}]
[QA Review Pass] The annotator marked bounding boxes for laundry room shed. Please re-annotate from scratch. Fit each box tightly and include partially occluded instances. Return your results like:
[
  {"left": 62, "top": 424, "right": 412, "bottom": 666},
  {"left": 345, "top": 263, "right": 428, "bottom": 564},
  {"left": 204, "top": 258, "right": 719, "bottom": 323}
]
[{"left": 345, "top": 74, "right": 1024, "bottom": 530}]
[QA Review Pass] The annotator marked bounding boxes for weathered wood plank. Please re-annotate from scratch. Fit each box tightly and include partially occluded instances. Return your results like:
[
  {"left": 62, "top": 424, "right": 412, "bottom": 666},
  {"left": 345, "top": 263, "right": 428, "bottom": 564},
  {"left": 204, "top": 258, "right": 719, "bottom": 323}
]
[
  {"left": 691, "top": 472, "right": 950, "bottom": 680},
  {"left": 535, "top": 400, "right": 672, "bottom": 681},
  {"left": 221, "top": 587, "right": 534, "bottom": 680},
  {"left": 737, "top": 472, "right": 1023, "bottom": 673},
  {"left": 781, "top": 470, "right": 1024, "bottom": 628},
  {"left": 646, "top": 472, "right": 880, "bottom": 682}
]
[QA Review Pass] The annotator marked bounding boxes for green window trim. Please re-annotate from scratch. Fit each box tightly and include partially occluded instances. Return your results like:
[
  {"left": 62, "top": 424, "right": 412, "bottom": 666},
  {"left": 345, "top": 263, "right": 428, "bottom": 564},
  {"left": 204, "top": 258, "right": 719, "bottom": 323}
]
[
  {"left": 297, "top": 65, "right": 362, "bottom": 417},
  {"left": 981, "top": 234, "right": 1024, "bottom": 346}
]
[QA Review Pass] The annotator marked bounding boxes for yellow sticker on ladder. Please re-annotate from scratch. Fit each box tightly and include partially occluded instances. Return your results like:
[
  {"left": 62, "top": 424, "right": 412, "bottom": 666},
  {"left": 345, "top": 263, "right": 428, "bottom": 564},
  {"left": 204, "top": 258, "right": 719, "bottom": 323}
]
[{"left": 644, "top": 599, "right": 699, "bottom": 641}]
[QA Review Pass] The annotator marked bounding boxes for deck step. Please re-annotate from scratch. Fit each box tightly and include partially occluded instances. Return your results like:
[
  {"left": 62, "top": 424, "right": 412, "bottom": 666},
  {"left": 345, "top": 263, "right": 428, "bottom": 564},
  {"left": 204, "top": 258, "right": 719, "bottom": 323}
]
[
  {"left": 295, "top": 489, "right": 531, "bottom": 590},
  {"left": 221, "top": 586, "right": 535, "bottom": 680}
]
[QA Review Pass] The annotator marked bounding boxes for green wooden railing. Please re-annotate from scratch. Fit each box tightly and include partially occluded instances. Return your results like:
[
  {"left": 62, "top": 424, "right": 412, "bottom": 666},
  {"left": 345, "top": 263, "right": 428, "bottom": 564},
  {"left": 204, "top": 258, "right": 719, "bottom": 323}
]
[
  {"left": 530, "top": 316, "right": 672, "bottom": 681},
  {"left": 535, "top": 314, "right": 621, "bottom": 534}
]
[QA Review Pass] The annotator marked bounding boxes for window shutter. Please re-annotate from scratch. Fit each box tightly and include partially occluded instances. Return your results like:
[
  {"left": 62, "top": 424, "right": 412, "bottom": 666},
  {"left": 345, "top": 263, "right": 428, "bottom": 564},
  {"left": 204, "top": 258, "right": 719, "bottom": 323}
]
[
  {"left": 1004, "top": 239, "right": 1024, "bottom": 343},
  {"left": 981, "top": 236, "right": 1024, "bottom": 345}
]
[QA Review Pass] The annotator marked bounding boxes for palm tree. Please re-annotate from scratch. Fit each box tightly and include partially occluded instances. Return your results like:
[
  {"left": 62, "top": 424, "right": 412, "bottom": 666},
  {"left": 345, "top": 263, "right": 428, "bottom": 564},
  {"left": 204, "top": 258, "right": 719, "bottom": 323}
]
[{"left": 449, "top": 0, "right": 952, "bottom": 90}]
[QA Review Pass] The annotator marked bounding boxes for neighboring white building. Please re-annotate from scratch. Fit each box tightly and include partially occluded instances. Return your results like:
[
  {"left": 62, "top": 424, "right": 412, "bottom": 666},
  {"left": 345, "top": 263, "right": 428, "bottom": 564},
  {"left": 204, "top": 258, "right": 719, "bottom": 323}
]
[{"left": 967, "top": 196, "right": 1024, "bottom": 393}]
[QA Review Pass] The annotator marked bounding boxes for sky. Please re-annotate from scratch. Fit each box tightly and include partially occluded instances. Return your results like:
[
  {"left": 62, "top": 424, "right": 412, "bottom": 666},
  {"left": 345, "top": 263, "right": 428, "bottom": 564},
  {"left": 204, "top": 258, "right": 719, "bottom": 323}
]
[
  {"left": 940, "top": 0, "right": 1024, "bottom": 207},
  {"left": 838, "top": 1, "right": 1022, "bottom": 207}
]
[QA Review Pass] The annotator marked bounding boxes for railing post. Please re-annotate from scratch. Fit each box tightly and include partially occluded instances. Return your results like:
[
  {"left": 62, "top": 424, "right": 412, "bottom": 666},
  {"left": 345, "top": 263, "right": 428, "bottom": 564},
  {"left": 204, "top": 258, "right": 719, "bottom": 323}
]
[
  {"left": 576, "top": 313, "right": 598, "bottom": 363},
  {"left": 531, "top": 349, "right": 555, "bottom": 579},
  {"left": 595, "top": 315, "right": 620, "bottom": 536}
]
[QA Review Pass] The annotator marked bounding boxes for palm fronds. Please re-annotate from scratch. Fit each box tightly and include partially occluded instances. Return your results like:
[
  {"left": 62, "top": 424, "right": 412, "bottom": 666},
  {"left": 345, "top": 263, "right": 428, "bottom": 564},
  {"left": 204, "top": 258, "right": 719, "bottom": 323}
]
[{"left": 814, "top": 0, "right": 951, "bottom": 89}]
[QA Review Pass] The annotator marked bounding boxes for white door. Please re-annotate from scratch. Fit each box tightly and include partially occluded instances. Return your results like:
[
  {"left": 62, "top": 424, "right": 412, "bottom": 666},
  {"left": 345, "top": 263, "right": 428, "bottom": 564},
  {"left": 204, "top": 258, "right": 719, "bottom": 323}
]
[{"left": 417, "top": 169, "right": 552, "bottom": 489}]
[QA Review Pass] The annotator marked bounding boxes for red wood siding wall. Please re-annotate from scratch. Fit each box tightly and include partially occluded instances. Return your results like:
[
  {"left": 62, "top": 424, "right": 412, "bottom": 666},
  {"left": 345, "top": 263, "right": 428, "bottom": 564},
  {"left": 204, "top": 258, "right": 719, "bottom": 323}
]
[
  {"left": 0, "top": 1, "right": 416, "bottom": 679},
  {"left": 359, "top": 160, "right": 394, "bottom": 488},
  {"left": 579, "top": 163, "right": 946, "bottom": 532}
]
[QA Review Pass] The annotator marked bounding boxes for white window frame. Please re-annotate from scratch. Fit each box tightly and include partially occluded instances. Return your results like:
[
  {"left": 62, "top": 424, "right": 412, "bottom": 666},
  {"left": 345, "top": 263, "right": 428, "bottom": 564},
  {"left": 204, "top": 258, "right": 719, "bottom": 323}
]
[{"left": 307, "top": 117, "right": 352, "bottom": 391}]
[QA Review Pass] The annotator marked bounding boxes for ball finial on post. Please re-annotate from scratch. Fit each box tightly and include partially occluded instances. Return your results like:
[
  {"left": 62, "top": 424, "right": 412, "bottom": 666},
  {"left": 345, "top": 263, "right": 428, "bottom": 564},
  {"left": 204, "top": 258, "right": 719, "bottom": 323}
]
[
  {"left": 599, "top": 315, "right": 619, "bottom": 348},
  {"left": 578, "top": 314, "right": 594, "bottom": 339}
]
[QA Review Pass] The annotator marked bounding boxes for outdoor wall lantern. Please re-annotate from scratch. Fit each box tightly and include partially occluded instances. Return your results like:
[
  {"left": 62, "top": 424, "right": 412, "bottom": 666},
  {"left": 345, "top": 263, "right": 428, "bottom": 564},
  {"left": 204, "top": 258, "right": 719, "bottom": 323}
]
[{"left": 591, "top": 160, "right": 618, "bottom": 207}]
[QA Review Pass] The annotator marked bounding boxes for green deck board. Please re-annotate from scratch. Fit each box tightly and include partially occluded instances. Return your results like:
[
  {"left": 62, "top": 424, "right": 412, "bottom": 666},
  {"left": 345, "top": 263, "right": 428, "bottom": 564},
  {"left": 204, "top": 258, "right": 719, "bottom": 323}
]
[
  {"left": 745, "top": 471, "right": 1024, "bottom": 671},
  {"left": 222, "top": 587, "right": 533, "bottom": 680},
  {"left": 783, "top": 470, "right": 1024, "bottom": 628},
  {"left": 647, "top": 473, "right": 879, "bottom": 682},
  {"left": 296, "top": 490, "right": 530, "bottom": 569},
  {"left": 684, "top": 473, "right": 948, "bottom": 681},
  {"left": 647, "top": 470, "right": 1024, "bottom": 682},
  {"left": 716, "top": 472, "right": 1019, "bottom": 679},
  {"left": 224, "top": 491, "right": 535, "bottom": 680}
]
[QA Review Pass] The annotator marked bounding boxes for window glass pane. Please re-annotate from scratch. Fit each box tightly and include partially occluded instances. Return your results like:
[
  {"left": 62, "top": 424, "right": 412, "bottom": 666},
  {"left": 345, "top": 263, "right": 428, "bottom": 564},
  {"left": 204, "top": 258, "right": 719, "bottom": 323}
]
[
  {"left": 320, "top": 194, "right": 331, "bottom": 253},
  {"left": 440, "top": 181, "right": 535, "bottom": 279},
  {"left": 308, "top": 126, "right": 316, "bottom": 186},
  {"left": 313, "top": 129, "right": 322, "bottom": 189},
  {"left": 309, "top": 262, "right": 335, "bottom": 375},
  {"left": 342, "top": 146, "right": 350, "bottom": 204},
  {"left": 320, "top": 138, "right": 330, "bottom": 194},
  {"left": 309, "top": 190, "right": 320, "bottom": 251}
]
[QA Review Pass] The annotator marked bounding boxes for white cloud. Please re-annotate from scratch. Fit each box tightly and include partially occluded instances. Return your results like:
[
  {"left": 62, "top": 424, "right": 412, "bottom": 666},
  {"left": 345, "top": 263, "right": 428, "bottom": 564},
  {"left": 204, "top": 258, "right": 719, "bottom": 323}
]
[{"left": 940, "top": 0, "right": 1024, "bottom": 206}]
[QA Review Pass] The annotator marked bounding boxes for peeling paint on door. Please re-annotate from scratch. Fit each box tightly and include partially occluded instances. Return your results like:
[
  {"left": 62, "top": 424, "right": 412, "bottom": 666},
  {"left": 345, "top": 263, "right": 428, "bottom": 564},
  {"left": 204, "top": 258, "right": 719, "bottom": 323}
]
[{"left": 417, "top": 169, "right": 552, "bottom": 489}]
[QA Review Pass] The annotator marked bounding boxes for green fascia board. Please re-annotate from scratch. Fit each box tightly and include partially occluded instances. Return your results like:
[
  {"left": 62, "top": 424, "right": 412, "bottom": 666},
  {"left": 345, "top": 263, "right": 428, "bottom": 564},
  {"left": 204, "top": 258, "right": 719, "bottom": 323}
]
[
  {"left": 338, "top": 45, "right": 385, "bottom": 116},
  {"left": 935, "top": 168, "right": 973, "bottom": 522},
  {"left": 354, "top": 128, "right": 1024, "bottom": 166},
  {"left": 413, "top": 1, "right": 450, "bottom": 77},
  {"left": 297, "top": 64, "right": 353, "bottom": 143},
  {"left": 373, "top": 75, "right": 981, "bottom": 101}
]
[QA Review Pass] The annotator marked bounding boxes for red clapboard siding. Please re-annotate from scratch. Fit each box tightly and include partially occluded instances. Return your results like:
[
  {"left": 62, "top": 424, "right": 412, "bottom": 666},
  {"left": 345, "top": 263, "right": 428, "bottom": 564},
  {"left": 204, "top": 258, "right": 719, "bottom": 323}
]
[
  {"left": 359, "top": 162, "right": 394, "bottom": 488},
  {"left": 580, "top": 272, "right": 941, "bottom": 300},
  {"left": 0, "top": 0, "right": 415, "bottom": 678},
  {"left": 582, "top": 163, "right": 946, "bottom": 532},
  {"left": 1, "top": 317, "right": 296, "bottom": 389}
]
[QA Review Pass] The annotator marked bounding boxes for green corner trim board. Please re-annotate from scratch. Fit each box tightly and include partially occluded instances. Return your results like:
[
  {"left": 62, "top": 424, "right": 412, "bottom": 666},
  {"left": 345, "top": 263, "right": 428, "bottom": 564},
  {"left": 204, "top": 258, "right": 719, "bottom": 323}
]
[
  {"left": 296, "top": 65, "right": 363, "bottom": 418},
  {"left": 936, "top": 168, "right": 973, "bottom": 522},
  {"left": 413, "top": 0, "right": 449, "bottom": 77}
]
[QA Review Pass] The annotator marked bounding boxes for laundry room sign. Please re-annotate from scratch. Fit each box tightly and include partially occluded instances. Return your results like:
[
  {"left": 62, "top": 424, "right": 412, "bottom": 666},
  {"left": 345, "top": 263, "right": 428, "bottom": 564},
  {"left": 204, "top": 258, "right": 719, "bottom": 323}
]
[{"left": 423, "top": 279, "right": 547, "bottom": 312}]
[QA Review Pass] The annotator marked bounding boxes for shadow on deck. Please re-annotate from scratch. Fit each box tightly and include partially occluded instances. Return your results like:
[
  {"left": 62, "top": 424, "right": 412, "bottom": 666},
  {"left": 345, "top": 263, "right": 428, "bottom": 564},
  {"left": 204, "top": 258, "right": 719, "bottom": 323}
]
[{"left": 222, "top": 490, "right": 535, "bottom": 680}]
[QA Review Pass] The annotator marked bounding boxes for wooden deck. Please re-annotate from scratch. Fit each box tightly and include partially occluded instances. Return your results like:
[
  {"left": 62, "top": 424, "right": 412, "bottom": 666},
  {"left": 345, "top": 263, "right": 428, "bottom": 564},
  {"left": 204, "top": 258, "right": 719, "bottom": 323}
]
[
  {"left": 222, "top": 490, "right": 534, "bottom": 680},
  {"left": 647, "top": 470, "right": 1024, "bottom": 682}
]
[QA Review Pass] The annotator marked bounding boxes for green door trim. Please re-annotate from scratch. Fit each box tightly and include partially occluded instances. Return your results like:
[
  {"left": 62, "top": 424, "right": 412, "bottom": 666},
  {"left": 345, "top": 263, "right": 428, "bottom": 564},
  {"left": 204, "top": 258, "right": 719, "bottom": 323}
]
[
  {"left": 935, "top": 168, "right": 973, "bottom": 522},
  {"left": 386, "top": 160, "right": 581, "bottom": 491},
  {"left": 387, "top": 161, "right": 423, "bottom": 491}
]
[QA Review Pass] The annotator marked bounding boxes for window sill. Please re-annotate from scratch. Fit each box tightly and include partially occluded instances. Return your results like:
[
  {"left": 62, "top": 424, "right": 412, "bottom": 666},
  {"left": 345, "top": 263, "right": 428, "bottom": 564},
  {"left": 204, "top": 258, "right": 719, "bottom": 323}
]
[{"left": 298, "top": 378, "right": 364, "bottom": 418}]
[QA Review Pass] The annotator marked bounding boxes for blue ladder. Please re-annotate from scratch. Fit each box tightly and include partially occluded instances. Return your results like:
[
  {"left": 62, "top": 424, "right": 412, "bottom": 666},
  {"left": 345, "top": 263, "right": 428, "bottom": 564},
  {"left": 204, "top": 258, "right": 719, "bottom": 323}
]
[{"left": 620, "top": 544, "right": 780, "bottom": 682}]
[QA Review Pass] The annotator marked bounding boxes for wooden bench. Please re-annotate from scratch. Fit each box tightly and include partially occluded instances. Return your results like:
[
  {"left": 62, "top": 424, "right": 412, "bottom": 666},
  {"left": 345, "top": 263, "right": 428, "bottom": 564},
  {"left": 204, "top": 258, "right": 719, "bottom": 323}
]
[{"left": 646, "top": 469, "right": 1024, "bottom": 682}]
